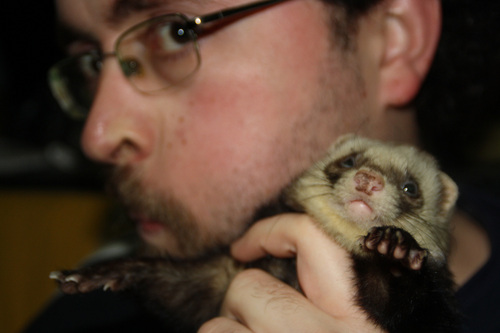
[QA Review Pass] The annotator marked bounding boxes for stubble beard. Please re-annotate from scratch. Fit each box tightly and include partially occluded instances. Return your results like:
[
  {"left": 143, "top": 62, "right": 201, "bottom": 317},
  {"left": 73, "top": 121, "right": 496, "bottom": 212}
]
[{"left": 108, "top": 166, "right": 248, "bottom": 258}]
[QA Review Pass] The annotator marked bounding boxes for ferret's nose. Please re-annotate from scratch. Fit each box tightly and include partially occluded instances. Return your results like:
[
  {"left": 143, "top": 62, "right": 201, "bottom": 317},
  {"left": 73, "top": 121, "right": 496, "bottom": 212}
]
[{"left": 354, "top": 170, "right": 385, "bottom": 195}]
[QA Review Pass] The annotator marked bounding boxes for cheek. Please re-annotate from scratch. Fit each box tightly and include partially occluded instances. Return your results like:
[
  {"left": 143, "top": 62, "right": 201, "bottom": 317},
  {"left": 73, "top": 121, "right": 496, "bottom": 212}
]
[
  {"left": 156, "top": 75, "right": 305, "bottom": 213},
  {"left": 176, "top": 78, "right": 276, "bottom": 178},
  {"left": 161, "top": 45, "right": 339, "bottom": 196},
  {"left": 176, "top": 18, "right": 333, "bottom": 166}
]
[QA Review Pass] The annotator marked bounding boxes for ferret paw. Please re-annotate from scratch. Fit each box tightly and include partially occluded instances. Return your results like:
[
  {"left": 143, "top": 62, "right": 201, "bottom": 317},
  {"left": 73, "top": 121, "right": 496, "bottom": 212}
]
[
  {"left": 49, "top": 263, "right": 134, "bottom": 294},
  {"left": 362, "top": 226, "right": 428, "bottom": 270}
]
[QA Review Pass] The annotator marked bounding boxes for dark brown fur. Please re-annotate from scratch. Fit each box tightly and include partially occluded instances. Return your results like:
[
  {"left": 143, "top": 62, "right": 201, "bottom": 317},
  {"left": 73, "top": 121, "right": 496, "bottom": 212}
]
[{"left": 51, "top": 135, "right": 461, "bottom": 332}]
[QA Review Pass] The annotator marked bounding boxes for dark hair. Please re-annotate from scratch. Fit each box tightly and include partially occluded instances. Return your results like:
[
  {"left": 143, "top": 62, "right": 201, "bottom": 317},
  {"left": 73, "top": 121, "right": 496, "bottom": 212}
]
[{"left": 321, "top": 0, "right": 384, "bottom": 49}]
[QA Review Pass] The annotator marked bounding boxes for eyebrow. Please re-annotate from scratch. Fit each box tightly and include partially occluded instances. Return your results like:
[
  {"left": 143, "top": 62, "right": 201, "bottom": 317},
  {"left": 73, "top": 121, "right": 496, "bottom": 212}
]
[
  {"left": 55, "top": 0, "right": 168, "bottom": 50},
  {"left": 55, "top": 21, "right": 98, "bottom": 51},
  {"left": 108, "top": 0, "right": 165, "bottom": 25}
]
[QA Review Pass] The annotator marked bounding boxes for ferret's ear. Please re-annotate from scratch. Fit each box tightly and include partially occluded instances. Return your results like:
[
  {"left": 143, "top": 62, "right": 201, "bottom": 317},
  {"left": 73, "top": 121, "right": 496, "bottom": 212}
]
[
  {"left": 378, "top": 0, "right": 441, "bottom": 107},
  {"left": 439, "top": 172, "right": 459, "bottom": 217}
]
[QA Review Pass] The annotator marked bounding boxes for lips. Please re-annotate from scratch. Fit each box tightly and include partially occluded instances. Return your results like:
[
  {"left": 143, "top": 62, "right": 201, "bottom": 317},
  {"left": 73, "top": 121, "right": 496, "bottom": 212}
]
[
  {"left": 346, "top": 199, "right": 374, "bottom": 221},
  {"left": 130, "top": 212, "right": 166, "bottom": 235},
  {"left": 137, "top": 218, "right": 165, "bottom": 233}
]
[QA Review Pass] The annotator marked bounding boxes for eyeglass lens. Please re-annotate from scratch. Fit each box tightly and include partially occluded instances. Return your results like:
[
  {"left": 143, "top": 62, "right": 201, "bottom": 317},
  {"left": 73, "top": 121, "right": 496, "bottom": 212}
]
[
  {"left": 49, "top": 14, "right": 200, "bottom": 117},
  {"left": 116, "top": 14, "right": 200, "bottom": 92},
  {"left": 48, "top": 52, "right": 101, "bottom": 118}
]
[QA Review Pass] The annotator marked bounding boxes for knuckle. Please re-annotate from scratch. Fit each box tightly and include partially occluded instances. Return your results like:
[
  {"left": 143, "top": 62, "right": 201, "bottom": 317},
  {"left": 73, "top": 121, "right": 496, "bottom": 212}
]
[
  {"left": 228, "top": 268, "right": 269, "bottom": 295},
  {"left": 231, "top": 268, "right": 284, "bottom": 289}
]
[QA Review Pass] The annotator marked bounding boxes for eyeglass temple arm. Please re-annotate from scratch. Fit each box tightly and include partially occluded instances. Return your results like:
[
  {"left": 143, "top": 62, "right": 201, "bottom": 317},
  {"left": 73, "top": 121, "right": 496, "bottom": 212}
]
[{"left": 192, "top": 0, "right": 287, "bottom": 27}]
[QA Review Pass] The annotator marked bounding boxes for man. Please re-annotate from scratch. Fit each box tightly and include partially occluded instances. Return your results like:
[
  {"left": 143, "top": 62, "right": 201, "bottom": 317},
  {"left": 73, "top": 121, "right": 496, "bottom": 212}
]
[{"left": 26, "top": 0, "right": 498, "bottom": 331}]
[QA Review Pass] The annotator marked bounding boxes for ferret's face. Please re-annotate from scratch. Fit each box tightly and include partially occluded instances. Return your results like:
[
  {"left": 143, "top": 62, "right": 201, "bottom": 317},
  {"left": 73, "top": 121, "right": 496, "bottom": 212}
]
[
  {"left": 291, "top": 136, "right": 457, "bottom": 261},
  {"left": 322, "top": 139, "right": 441, "bottom": 229},
  {"left": 330, "top": 140, "right": 441, "bottom": 229},
  {"left": 323, "top": 146, "right": 425, "bottom": 228},
  {"left": 287, "top": 136, "right": 458, "bottom": 261}
]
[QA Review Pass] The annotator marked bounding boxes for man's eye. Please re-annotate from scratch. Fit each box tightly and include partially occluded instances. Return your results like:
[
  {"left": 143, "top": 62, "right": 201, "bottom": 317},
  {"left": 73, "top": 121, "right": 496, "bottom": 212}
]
[
  {"left": 121, "top": 58, "right": 143, "bottom": 77},
  {"left": 169, "top": 22, "right": 193, "bottom": 44},
  {"left": 78, "top": 53, "right": 102, "bottom": 78},
  {"left": 154, "top": 22, "right": 193, "bottom": 52}
]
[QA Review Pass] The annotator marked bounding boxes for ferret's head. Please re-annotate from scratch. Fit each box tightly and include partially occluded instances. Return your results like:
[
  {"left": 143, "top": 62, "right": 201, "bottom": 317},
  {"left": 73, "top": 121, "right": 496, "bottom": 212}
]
[{"left": 289, "top": 135, "right": 458, "bottom": 263}]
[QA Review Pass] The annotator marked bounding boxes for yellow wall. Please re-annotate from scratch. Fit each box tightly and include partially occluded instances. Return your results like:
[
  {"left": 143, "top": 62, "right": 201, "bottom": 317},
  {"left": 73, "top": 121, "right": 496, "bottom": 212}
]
[{"left": 0, "top": 190, "right": 113, "bottom": 333}]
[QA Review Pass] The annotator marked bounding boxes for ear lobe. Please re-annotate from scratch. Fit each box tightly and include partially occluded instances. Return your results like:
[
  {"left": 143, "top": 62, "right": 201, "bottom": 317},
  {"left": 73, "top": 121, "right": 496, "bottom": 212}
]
[{"left": 379, "top": 0, "right": 441, "bottom": 107}]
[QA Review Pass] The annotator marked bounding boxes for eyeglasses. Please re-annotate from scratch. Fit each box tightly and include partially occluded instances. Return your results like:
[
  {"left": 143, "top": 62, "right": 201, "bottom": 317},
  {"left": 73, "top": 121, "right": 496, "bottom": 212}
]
[{"left": 48, "top": 0, "right": 288, "bottom": 119}]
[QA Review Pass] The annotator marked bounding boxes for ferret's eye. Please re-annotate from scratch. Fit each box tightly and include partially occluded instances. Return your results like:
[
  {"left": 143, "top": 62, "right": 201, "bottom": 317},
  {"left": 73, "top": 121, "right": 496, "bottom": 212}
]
[
  {"left": 339, "top": 155, "right": 356, "bottom": 168},
  {"left": 402, "top": 181, "right": 419, "bottom": 198}
]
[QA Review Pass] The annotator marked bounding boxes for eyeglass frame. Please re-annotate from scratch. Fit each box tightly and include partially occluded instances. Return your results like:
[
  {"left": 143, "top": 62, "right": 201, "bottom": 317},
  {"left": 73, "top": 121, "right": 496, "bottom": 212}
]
[{"left": 48, "top": 0, "right": 289, "bottom": 118}]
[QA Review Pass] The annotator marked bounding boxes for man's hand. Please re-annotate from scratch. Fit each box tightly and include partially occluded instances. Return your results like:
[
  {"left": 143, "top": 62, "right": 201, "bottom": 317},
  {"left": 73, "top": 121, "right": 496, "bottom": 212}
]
[{"left": 198, "top": 213, "right": 385, "bottom": 332}]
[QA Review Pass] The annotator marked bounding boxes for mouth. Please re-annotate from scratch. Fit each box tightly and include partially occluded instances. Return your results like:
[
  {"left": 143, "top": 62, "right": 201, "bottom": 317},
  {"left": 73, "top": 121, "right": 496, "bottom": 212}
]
[
  {"left": 346, "top": 199, "right": 374, "bottom": 222},
  {"left": 137, "top": 218, "right": 166, "bottom": 233},
  {"left": 129, "top": 212, "right": 179, "bottom": 255},
  {"left": 130, "top": 212, "right": 167, "bottom": 237}
]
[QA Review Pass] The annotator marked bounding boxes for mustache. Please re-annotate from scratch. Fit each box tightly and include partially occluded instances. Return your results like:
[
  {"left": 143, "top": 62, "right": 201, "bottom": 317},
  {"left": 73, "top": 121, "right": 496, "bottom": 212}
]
[
  {"left": 106, "top": 166, "right": 204, "bottom": 257},
  {"left": 106, "top": 166, "right": 153, "bottom": 217},
  {"left": 106, "top": 166, "right": 138, "bottom": 209}
]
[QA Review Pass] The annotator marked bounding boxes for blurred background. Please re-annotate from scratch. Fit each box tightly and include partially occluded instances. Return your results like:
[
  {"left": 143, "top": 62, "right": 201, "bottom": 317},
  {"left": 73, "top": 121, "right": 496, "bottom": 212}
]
[
  {"left": 0, "top": 3, "right": 122, "bottom": 333},
  {"left": 1, "top": 1, "right": 500, "bottom": 333}
]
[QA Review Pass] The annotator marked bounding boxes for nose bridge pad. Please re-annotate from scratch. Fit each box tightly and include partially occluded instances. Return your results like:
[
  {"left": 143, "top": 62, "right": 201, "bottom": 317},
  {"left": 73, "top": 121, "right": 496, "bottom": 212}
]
[{"left": 354, "top": 170, "right": 385, "bottom": 194}]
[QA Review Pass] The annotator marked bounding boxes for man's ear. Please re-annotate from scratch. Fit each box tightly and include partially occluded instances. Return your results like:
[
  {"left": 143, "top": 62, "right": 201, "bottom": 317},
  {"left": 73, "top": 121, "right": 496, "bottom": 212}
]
[{"left": 378, "top": 0, "right": 441, "bottom": 107}]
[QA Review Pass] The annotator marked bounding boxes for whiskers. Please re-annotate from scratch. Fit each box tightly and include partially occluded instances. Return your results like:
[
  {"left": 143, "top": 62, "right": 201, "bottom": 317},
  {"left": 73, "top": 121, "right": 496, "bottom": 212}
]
[
  {"left": 300, "top": 190, "right": 334, "bottom": 203},
  {"left": 294, "top": 172, "right": 336, "bottom": 202}
]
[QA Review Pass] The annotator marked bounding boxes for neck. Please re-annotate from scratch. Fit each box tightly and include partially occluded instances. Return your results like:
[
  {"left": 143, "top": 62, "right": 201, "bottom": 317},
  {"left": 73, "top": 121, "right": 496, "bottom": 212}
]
[
  {"left": 365, "top": 105, "right": 420, "bottom": 145},
  {"left": 448, "top": 210, "right": 491, "bottom": 287}
]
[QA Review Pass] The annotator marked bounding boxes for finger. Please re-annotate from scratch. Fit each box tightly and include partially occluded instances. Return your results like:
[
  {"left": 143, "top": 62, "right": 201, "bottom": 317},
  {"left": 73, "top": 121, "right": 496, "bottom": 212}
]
[
  {"left": 231, "top": 213, "right": 349, "bottom": 268},
  {"left": 198, "top": 316, "right": 252, "bottom": 333},
  {"left": 220, "top": 268, "right": 341, "bottom": 333},
  {"left": 231, "top": 213, "right": 316, "bottom": 261},
  {"left": 230, "top": 213, "right": 358, "bottom": 318}
]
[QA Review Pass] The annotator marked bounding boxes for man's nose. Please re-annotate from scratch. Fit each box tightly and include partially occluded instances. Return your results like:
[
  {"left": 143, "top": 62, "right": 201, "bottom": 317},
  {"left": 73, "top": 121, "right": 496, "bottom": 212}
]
[{"left": 80, "top": 62, "right": 155, "bottom": 166}]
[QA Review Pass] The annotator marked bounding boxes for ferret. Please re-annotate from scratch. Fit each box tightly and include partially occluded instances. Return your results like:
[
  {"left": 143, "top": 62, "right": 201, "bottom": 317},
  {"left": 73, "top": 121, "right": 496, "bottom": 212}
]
[{"left": 50, "top": 135, "right": 461, "bottom": 333}]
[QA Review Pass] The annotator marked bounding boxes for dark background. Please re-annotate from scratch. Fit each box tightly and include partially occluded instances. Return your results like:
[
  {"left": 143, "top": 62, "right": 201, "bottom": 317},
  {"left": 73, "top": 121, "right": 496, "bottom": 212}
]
[
  {"left": 0, "top": 5, "right": 115, "bottom": 333},
  {"left": 0, "top": 2, "right": 104, "bottom": 190}
]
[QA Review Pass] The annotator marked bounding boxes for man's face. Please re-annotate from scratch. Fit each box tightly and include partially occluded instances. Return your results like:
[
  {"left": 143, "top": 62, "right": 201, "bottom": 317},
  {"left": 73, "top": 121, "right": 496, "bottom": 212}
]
[{"left": 56, "top": 0, "right": 374, "bottom": 258}]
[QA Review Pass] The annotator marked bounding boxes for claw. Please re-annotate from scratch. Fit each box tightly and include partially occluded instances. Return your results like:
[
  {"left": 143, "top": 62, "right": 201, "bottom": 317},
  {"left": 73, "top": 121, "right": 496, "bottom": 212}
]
[
  {"left": 363, "top": 226, "right": 427, "bottom": 270},
  {"left": 408, "top": 249, "right": 428, "bottom": 270},
  {"left": 103, "top": 280, "right": 118, "bottom": 291},
  {"left": 49, "top": 271, "right": 63, "bottom": 281},
  {"left": 65, "top": 275, "right": 81, "bottom": 283}
]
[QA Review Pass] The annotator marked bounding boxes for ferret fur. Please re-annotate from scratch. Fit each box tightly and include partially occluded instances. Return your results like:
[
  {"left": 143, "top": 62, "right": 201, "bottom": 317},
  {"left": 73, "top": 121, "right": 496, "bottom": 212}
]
[{"left": 51, "top": 135, "right": 461, "bottom": 332}]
